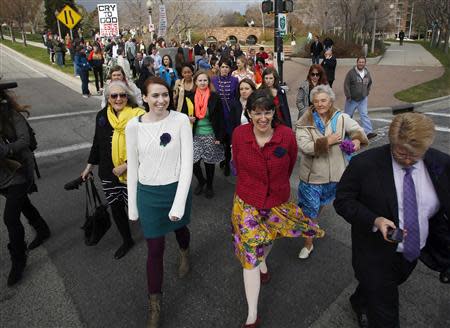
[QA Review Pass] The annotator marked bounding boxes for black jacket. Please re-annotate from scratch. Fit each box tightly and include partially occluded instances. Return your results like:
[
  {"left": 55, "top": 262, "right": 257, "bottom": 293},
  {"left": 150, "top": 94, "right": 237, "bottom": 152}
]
[
  {"left": 310, "top": 41, "right": 323, "bottom": 56},
  {"left": 321, "top": 56, "right": 337, "bottom": 82},
  {"left": 88, "top": 108, "right": 117, "bottom": 181},
  {"left": 193, "top": 91, "right": 225, "bottom": 142},
  {"left": 334, "top": 144, "right": 450, "bottom": 279},
  {"left": 230, "top": 99, "right": 245, "bottom": 134},
  {"left": 0, "top": 111, "right": 35, "bottom": 190},
  {"left": 276, "top": 87, "right": 292, "bottom": 128}
]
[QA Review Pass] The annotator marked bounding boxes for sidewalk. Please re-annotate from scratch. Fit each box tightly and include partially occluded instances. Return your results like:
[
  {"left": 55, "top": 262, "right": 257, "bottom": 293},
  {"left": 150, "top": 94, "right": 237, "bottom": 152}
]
[{"left": 379, "top": 42, "right": 441, "bottom": 66}]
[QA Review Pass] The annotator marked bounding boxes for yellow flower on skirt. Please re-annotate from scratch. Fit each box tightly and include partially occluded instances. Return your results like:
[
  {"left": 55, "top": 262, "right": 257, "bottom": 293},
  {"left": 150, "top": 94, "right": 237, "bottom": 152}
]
[{"left": 231, "top": 194, "right": 325, "bottom": 269}]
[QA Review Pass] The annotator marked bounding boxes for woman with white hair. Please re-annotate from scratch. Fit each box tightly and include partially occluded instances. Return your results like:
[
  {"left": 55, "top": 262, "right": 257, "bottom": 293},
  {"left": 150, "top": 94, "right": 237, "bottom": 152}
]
[
  {"left": 296, "top": 84, "right": 368, "bottom": 259},
  {"left": 81, "top": 81, "right": 145, "bottom": 259}
]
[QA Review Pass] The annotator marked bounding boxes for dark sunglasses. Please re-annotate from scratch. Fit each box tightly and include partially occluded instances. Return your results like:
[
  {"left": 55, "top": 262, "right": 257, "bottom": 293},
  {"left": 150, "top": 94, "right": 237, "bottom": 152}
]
[
  {"left": 110, "top": 93, "right": 128, "bottom": 99},
  {"left": 310, "top": 72, "right": 320, "bottom": 77}
]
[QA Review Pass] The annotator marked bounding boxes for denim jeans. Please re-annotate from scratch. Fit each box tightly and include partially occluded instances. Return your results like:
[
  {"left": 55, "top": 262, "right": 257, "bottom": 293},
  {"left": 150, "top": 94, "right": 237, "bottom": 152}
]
[
  {"left": 344, "top": 97, "right": 373, "bottom": 134},
  {"left": 312, "top": 55, "right": 320, "bottom": 64},
  {"left": 79, "top": 70, "right": 90, "bottom": 95}
]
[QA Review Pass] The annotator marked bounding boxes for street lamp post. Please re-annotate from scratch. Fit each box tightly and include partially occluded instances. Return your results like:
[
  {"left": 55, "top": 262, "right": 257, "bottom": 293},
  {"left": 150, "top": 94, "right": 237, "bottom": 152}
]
[
  {"left": 408, "top": 1, "right": 414, "bottom": 39},
  {"left": 146, "top": 0, "right": 154, "bottom": 42},
  {"left": 370, "top": 0, "right": 379, "bottom": 54}
]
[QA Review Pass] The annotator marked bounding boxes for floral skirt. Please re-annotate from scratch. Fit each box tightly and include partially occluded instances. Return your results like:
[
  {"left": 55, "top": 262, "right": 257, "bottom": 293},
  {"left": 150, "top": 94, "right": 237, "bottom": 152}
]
[{"left": 231, "top": 194, "right": 325, "bottom": 269}]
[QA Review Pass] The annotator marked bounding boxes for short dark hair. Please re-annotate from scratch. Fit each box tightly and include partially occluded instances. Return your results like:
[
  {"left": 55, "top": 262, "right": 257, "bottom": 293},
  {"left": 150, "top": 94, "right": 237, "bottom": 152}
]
[
  {"left": 246, "top": 89, "right": 280, "bottom": 128},
  {"left": 356, "top": 56, "right": 367, "bottom": 62},
  {"left": 218, "top": 58, "right": 232, "bottom": 68}
]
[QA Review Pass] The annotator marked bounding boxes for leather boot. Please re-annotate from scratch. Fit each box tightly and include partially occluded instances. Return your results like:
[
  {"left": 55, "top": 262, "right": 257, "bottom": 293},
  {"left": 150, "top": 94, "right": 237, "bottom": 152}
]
[
  {"left": 178, "top": 248, "right": 190, "bottom": 278},
  {"left": 28, "top": 219, "right": 51, "bottom": 250},
  {"left": 147, "top": 293, "right": 161, "bottom": 328},
  {"left": 7, "top": 243, "right": 27, "bottom": 287}
]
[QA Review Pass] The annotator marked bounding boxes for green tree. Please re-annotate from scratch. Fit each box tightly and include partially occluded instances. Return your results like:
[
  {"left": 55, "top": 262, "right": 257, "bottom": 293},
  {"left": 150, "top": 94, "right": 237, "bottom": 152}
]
[{"left": 44, "top": 0, "right": 76, "bottom": 34}]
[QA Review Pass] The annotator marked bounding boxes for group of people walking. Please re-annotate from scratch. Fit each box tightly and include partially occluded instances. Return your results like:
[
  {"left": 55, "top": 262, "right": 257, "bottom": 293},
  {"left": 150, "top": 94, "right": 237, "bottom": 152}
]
[{"left": 2, "top": 35, "right": 449, "bottom": 328}]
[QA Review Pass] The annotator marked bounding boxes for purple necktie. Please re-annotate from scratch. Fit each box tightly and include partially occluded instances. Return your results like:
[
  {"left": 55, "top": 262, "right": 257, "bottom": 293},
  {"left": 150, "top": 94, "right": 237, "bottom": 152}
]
[{"left": 403, "top": 167, "right": 420, "bottom": 262}]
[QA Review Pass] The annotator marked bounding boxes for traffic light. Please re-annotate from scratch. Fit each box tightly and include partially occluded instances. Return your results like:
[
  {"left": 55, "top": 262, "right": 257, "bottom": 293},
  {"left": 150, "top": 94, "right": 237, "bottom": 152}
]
[{"left": 262, "top": 0, "right": 273, "bottom": 14}]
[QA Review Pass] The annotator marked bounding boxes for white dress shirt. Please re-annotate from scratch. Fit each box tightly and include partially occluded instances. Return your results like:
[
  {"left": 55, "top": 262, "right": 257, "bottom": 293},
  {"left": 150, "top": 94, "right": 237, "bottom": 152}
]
[{"left": 391, "top": 158, "right": 440, "bottom": 251}]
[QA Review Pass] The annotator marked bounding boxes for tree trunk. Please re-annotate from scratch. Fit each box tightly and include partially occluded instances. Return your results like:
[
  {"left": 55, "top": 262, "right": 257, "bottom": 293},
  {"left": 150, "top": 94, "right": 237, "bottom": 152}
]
[
  {"left": 443, "top": 26, "right": 449, "bottom": 54},
  {"left": 9, "top": 24, "right": 15, "bottom": 42},
  {"left": 21, "top": 28, "right": 27, "bottom": 47},
  {"left": 0, "top": 26, "right": 4, "bottom": 40},
  {"left": 30, "top": 21, "right": 36, "bottom": 34},
  {"left": 436, "top": 27, "right": 442, "bottom": 48}
]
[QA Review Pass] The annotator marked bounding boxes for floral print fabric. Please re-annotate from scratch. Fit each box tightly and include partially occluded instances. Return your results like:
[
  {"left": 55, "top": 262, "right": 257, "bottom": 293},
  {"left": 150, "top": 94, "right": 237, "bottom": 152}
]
[{"left": 231, "top": 195, "right": 325, "bottom": 269}]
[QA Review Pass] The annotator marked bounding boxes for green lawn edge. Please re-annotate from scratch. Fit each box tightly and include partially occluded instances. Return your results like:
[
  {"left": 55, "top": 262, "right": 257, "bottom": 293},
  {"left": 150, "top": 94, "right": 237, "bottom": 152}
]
[
  {"left": 394, "top": 42, "right": 450, "bottom": 103},
  {"left": 0, "top": 39, "right": 74, "bottom": 76}
]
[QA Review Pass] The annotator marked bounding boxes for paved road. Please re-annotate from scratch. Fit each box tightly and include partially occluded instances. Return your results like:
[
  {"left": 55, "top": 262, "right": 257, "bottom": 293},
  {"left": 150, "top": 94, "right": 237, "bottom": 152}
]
[{"left": 0, "top": 42, "right": 449, "bottom": 328}]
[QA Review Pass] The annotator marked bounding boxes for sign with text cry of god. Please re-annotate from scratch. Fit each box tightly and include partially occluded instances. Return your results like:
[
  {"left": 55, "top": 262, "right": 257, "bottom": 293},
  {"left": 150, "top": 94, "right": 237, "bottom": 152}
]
[{"left": 97, "top": 4, "right": 119, "bottom": 37}]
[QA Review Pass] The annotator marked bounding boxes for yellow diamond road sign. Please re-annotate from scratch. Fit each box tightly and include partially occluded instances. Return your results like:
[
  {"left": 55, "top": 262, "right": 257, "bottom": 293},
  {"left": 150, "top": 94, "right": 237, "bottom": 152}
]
[{"left": 57, "top": 5, "right": 82, "bottom": 30}]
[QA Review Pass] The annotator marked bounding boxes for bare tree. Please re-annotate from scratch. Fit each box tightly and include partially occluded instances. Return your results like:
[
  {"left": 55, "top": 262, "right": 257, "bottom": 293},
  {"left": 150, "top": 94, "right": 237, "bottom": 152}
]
[
  {"left": 29, "top": 0, "right": 44, "bottom": 34},
  {"left": 419, "top": 0, "right": 450, "bottom": 53}
]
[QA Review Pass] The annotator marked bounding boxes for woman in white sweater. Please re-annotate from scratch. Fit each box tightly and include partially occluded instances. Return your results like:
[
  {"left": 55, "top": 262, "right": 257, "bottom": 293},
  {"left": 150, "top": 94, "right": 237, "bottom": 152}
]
[{"left": 125, "top": 77, "right": 193, "bottom": 328}]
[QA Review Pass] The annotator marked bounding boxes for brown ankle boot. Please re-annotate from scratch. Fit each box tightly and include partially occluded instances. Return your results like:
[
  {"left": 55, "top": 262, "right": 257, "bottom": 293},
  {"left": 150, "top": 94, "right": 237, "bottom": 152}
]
[
  {"left": 178, "top": 248, "right": 190, "bottom": 278},
  {"left": 147, "top": 294, "right": 161, "bottom": 328}
]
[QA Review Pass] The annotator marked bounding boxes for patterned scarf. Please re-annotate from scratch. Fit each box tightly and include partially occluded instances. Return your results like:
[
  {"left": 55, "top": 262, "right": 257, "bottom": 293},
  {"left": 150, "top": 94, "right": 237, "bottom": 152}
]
[
  {"left": 312, "top": 110, "right": 326, "bottom": 135},
  {"left": 194, "top": 88, "right": 210, "bottom": 120}
]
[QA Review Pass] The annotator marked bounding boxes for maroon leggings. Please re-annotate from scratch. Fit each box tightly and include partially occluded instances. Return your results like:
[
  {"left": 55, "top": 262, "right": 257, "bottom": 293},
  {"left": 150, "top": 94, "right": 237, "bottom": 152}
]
[{"left": 146, "top": 225, "right": 190, "bottom": 294}]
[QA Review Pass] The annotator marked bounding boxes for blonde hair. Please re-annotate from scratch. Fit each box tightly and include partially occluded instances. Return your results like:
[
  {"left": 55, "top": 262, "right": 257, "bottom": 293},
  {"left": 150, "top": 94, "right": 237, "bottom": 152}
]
[{"left": 389, "top": 113, "right": 435, "bottom": 153}]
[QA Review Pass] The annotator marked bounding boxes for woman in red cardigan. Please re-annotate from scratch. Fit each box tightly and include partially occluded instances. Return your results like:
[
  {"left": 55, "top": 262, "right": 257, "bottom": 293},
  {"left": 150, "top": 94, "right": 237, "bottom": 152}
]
[{"left": 231, "top": 89, "right": 325, "bottom": 327}]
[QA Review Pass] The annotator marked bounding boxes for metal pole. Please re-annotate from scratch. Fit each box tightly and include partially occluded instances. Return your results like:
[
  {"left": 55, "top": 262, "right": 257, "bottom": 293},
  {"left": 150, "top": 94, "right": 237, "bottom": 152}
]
[
  {"left": 260, "top": 5, "right": 265, "bottom": 39},
  {"left": 70, "top": 29, "right": 73, "bottom": 40},
  {"left": 371, "top": 5, "right": 378, "bottom": 54},
  {"left": 408, "top": 1, "right": 414, "bottom": 39},
  {"left": 274, "top": 0, "right": 283, "bottom": 84}
]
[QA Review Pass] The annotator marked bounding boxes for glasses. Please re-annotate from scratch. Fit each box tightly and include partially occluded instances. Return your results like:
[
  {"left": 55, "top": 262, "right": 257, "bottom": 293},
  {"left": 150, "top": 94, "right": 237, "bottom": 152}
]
[
  {"left": 391, "top": 148, "right": 423, "bottom": 161},
  {"left": 110, "top": 93, "right": 128, "bottom": 99},
  {"left": 250, "top": 111, "right": 274, "bottom": 118},
  {"left": 310, "top": 73, "right": 320, "bottom": 77}
]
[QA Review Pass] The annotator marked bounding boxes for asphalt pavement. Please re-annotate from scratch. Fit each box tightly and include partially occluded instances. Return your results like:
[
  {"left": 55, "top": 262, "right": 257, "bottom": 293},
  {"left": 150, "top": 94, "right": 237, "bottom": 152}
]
[{"left": 0, "top": 42, "right": 449, "bottom": 328}]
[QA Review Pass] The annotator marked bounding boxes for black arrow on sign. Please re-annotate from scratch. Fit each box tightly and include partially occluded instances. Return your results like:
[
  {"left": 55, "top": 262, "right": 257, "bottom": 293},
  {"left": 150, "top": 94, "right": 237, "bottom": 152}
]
[{"left": 63, "top": 10, "right": 75, "bottom": 25}]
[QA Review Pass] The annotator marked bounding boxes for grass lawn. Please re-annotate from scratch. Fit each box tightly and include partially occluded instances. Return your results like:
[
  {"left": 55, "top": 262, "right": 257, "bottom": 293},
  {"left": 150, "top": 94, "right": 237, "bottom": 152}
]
[
  {"left": 0, "top": 39, "right": 74, "bottom": 75},
  {"left": 395, "top": 41, "right": 450, "bottom": 102}
]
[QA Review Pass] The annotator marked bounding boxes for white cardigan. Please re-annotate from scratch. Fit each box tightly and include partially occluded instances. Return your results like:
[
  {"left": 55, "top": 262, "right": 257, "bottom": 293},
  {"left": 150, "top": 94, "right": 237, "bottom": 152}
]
[{"left": 125, "top": 111, "right": 193, "bottom": 221}]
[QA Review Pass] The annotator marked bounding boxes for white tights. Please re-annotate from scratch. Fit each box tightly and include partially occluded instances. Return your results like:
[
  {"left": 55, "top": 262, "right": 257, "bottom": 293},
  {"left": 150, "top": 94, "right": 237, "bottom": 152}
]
[{"left": 243, "top": 244, "right": 273, "bottom": 324}]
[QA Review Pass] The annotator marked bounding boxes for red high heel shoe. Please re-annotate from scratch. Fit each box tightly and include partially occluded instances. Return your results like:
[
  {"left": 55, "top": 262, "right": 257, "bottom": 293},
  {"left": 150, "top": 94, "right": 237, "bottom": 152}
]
[{"left": 242, "top": 317, "right": 261, "bottom": 328}]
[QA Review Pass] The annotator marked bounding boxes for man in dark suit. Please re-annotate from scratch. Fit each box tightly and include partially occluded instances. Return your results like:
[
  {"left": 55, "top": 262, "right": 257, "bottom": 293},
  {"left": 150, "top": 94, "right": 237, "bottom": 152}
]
[
  {"left": 334, "top": 113, "right": 450, "bottom": 328},
  {"left": 133, "top": 52, "right": 144, "bottom": 79}
]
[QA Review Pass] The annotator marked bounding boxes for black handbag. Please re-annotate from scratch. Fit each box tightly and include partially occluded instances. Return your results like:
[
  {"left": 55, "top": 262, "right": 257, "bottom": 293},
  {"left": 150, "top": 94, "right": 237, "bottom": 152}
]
[{"left": 81, "top": 178, "right": 111, "bottom": 246}]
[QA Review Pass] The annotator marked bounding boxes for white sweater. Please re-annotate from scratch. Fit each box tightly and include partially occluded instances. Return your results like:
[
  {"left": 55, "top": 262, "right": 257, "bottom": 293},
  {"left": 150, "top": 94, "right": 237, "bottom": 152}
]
[{"left": 125, "top": 111, "right": 193, "bottom": 221}]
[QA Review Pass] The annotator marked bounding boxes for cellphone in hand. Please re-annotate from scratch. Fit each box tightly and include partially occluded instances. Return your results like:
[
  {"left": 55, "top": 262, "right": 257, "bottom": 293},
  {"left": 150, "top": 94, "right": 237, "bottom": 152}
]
[{"left": 387, "top": 228, "right": 404, "bottom": 243}]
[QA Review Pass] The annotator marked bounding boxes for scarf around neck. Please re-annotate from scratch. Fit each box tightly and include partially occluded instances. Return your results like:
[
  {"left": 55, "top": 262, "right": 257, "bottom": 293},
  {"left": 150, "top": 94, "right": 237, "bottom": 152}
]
[
  {"left": 107, "top": 105, "right": 145, "bottom": 183},
  {"left": 194, "top": 88, "right": 210, "bottom": 120}
]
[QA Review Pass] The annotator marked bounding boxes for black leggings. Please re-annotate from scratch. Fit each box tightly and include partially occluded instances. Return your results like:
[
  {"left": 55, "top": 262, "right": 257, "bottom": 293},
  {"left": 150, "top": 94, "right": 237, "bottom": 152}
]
[
  {"left": 2, "top": 183, "right": 45, "bottom": 258},
  {"left": 109, "top": 200, "right": 133, "bottom": 244},
  {"left": 92, "top": 66, "right": 104, "bottom": 92},
  {"left": 193, "top": 161, "right": 215, "bottom": 188},
  {"left": 146, "top": 226, "right": 190, "bottom": 294}
]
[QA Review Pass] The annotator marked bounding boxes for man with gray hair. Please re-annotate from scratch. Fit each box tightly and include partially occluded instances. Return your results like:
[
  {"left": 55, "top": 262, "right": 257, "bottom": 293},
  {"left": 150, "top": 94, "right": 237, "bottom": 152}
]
[
  {"left": 334, "top": 112, "right": 450, "bottom": 328},
  {"left": 344, "top": 57, "right": 377, "bottom": 139}
]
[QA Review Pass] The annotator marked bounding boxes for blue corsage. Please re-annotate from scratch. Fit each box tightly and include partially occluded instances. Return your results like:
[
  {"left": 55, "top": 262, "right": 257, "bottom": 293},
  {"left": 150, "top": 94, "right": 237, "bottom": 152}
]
[
  {"left": 274, "top": 146, "right": 287, "bottom": 158},
  {"left": 160, "top": 133, "right": 172, "bottom": 147}
]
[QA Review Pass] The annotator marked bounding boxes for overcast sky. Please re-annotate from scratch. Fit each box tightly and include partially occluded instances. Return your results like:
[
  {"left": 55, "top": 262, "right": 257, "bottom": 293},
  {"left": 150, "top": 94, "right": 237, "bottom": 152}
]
[{"left": 77, "top": 0, "right": 260, "bottom": 13}]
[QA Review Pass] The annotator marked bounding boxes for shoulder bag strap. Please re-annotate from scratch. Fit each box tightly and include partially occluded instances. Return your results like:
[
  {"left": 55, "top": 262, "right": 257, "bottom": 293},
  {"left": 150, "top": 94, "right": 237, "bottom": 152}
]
[{"left": 89, "top": 178, "right": 103, "bottom": 207}]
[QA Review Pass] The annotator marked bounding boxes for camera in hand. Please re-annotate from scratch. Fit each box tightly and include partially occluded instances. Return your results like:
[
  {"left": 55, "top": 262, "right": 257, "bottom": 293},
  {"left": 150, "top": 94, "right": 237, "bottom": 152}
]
[
  {"left": 64, "top": 176, "right": 85, "bottom": 190},
  {"left": 387, "top": 227, "right": 403, "bottom": 243}
]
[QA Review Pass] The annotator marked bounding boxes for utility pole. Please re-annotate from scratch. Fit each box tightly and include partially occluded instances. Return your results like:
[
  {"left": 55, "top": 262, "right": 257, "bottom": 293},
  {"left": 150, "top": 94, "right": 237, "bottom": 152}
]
[{"left": 262, "top": 0, "right": 293, "bottom": 85}]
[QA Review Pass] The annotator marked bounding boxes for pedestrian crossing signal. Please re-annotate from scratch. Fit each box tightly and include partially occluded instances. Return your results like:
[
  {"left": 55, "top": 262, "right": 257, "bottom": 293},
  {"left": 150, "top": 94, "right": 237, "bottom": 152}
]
[
  {"left": 56, "top": 5, "right": 82, "bottom": 30},
  {"left": 262, "top": 1, "right": 273, "bottom": 14}
]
